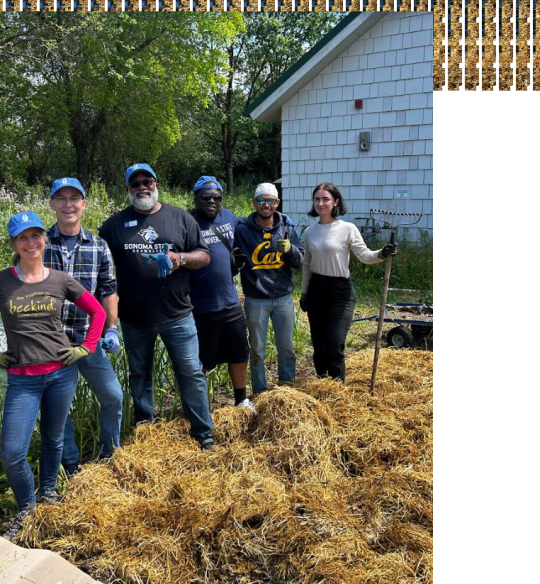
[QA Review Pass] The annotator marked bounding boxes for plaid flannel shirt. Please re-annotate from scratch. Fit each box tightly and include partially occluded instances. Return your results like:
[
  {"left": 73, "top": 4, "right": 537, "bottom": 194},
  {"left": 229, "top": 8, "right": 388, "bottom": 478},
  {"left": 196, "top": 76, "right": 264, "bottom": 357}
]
[{"left": 44, "top": 224, "right": 117, "bottom": 345}]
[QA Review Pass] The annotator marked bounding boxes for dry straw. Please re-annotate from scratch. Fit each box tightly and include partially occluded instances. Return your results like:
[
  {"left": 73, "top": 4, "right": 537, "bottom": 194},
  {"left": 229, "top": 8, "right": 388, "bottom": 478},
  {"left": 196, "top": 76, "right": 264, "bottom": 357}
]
[{"left": 19, "top": 349, "right": 433, "bottom": 584}]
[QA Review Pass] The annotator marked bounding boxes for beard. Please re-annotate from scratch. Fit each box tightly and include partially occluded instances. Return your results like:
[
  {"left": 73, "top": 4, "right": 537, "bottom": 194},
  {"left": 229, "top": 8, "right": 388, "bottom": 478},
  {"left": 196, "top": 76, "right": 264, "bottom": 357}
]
[{"left": 128, "top": 188, "right": 159, "bottom": 211}]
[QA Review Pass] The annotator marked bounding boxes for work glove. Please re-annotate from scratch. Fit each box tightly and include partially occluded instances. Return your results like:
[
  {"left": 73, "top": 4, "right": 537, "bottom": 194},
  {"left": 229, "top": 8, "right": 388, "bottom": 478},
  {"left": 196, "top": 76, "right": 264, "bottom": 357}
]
[
  {"left": 102, "top": 328, "right": 121, "bottom": 354},
  {"left": 231, "top": 247, "right": 247, "bottom": 275},
  {"left": 0, "top": 352, "right": 16, "bottom": 369},
  {"left": 141, "top": 243, "right": 173, "bottom": 278},
  {"left": 299, "top": 294, "right": 308, "bottom": 313},
  {"left": 379, "top": 243, "right": 398, "bottom": 259},
  {"left": 277, "top": 239, "right": 292, "bottom": 254},
  {"left": 58, "top": 345, "right": 91, "bottom": 366}
]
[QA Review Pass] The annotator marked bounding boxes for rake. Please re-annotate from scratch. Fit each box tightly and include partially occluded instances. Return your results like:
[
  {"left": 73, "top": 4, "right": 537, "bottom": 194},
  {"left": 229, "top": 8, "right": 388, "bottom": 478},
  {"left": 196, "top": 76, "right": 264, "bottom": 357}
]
[{"left": 369, "top": 209, "right": 423, "bottom": 393}]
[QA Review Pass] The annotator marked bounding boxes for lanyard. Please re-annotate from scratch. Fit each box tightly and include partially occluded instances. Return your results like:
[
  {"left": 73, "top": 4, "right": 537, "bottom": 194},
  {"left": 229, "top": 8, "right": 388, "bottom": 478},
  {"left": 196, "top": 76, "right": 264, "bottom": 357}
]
[{"left": 16, "top": 265, "right": 46, "bottom": 282}]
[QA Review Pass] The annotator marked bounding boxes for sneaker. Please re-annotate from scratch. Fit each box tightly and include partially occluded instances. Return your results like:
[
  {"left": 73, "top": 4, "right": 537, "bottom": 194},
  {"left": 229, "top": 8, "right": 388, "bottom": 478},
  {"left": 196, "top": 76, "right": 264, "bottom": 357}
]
[
  {"left": 236, "top": 398, "right": 256, "bottom": 414},
  {"left": 200, "top": 441, "right": 217, "bottom": 452},
  {"left": 63, "top": 463, "right": 81, "bottom": 477},
  {"left": 2, "top": 508, "right": 34, "bottom": 542},
  {"left": 37, "top": 489, "right": 59, "bottom": 504}
]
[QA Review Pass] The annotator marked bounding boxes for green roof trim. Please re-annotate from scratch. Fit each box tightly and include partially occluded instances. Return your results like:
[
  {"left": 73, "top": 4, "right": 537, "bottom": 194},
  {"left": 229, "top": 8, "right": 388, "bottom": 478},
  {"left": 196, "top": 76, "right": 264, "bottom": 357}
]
[{"left": 244, "top": 12, "right": 363, "bottom": 118}]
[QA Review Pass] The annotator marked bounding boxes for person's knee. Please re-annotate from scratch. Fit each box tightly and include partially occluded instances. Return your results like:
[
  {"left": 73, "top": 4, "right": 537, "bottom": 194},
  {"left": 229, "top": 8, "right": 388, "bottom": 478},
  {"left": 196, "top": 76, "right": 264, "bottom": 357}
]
[
  {"left": 40, "top": 428, "right": 64, "bottom": 449},
  {"left": 250, "top": 347, "right": 265, "bottom": 364},
  {"left": 102, "top": 383, "right": 124, "bottom": 412},
  {"left": 1, "top": 444, "right": 28, "bottom": 469},
  {"left": 129, "top": 368, "right": 152, "bottom": 383},
  {"left": 247, "top": 329, "right": 266, "bottom": 355},
  {"left": 276, "top": 338, "right": 295, "bottom": 357}
]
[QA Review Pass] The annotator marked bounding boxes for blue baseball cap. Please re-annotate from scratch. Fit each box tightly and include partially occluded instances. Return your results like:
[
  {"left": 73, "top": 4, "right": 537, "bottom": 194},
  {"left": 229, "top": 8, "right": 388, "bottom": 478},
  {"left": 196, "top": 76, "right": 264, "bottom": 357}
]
[
  {"left": 50, "top": 177, "right": 86, "bottom": 199},
  {"left": 193, "top": 176, "right": 223, "bottom": 193},
  {"left": 8, "top": 212, "right": 46, "bottom": 237},
  {"left": 126, "top": 163, "right": 157, "bottom": 186}
]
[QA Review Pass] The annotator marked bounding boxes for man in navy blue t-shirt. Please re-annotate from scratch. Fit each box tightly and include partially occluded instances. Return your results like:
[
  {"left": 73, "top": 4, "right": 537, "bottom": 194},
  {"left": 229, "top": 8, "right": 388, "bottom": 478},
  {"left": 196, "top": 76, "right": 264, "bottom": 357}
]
[{"left": 189, "top": 176, "right": 252, "bottom": 411}]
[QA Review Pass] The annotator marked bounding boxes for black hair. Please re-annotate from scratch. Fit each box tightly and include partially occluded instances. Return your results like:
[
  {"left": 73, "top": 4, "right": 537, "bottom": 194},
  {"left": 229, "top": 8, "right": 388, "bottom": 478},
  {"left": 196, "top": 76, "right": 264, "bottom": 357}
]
[{"left": 308, "top": 182, "right": 347, "bottom": 218}]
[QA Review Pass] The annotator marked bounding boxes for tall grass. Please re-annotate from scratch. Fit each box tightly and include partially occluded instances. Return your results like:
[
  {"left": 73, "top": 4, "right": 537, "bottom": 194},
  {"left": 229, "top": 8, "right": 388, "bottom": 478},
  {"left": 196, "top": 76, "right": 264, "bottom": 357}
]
[{"left": 349, "top": 230, "right": 433, "bottom": 302}]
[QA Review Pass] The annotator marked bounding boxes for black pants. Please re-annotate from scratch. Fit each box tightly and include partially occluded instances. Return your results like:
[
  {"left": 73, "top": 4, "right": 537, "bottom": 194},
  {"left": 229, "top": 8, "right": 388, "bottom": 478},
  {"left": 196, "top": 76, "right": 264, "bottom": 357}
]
[{"left": 306, "top": 274, "right": 356, "bottom": 382}]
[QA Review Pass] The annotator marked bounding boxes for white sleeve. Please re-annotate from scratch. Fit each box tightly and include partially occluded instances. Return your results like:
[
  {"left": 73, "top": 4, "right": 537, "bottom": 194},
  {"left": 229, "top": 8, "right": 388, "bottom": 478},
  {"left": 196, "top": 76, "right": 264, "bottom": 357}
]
[
  {"left": 301, "top": 230, "right": 312, "bottom": 294},
  {"left": 350, "top": 224, "right": 383, "bottom": 265}
]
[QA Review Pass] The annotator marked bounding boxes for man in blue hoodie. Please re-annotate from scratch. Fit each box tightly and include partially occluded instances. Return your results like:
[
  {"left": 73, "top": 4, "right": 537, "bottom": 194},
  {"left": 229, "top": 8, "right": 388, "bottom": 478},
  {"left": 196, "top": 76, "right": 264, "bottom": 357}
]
[{"left": 233, "top": 183, "right": 304, "bottom": 394}]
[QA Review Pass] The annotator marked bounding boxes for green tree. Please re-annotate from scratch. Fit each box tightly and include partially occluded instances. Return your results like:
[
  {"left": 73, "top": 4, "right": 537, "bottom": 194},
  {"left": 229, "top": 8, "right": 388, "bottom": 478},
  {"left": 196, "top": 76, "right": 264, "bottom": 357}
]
[
  {"left": 0, "top": 12, "right": 243, "bottom": 187},
  {"left": 181, "top": 12, "right": 344, "bottom": 195}
]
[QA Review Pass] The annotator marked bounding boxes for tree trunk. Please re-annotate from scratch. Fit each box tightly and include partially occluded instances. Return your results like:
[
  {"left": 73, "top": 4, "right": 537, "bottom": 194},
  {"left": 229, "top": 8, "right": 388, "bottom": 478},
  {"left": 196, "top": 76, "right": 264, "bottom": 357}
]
[
  {"left": 74, "top": 138, "right": 92, "bottom": 188},
  {"left": 68, "top": 107, "right": 105, "bottom": 189},
  {"left": 221, "top": 46, "right": 238, "bottom": 196},
  {"left": 225, "top": 156, "right": 234, "bottom": 196}
]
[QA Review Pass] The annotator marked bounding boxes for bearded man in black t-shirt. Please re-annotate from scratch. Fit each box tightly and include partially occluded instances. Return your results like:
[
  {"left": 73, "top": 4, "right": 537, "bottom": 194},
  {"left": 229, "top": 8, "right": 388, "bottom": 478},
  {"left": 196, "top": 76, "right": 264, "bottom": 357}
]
[{"left": 99, "top": 164, "right": 215, "bottom": 451}]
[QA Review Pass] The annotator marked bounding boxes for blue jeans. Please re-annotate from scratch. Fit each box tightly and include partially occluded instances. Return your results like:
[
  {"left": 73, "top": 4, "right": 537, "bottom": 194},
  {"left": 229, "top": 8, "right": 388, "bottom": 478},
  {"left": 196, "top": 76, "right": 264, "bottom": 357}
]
[
  {"left": 0, "top": 366, "right": 78, "bottom": 511},
  {"left": 121, "top": 314, "right": 213, "bottom": 445},
  {"left": 244, "top": 294, "right": 296, "bottom": 393},
  {"left": 62, "top": 345, "right": 123, "bottom": 465}
]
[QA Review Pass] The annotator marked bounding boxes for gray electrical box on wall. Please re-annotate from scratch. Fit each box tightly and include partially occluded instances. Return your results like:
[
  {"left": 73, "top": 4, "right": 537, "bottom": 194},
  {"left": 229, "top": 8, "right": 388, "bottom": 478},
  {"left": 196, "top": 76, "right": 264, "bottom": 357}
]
[{"left": 359, "top": 131, "right": 371, "bottom": 152}]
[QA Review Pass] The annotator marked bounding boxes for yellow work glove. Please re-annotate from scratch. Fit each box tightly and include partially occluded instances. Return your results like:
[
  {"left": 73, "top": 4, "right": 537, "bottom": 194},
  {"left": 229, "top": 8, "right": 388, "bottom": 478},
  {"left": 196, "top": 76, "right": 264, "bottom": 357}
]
[
  {"left": 58, "top": 346, "right": 91, "bottom": 366},
  {"left": 0, "top": 352, "right": 16, "bottom": 369},
  {"left": 276, "top": 239, "right": 291, "bottom": 254}
]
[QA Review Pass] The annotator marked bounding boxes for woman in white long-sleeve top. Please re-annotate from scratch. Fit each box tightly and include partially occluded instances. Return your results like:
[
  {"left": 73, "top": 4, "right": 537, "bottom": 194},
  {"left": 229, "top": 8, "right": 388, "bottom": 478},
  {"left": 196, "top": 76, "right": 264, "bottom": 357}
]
[{"left": 300, "top": 183, "right": 397, "bottom": 382}]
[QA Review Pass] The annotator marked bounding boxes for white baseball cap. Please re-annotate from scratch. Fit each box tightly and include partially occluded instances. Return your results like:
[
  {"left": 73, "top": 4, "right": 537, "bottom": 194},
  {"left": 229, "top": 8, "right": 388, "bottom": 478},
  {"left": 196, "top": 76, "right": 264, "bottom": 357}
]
[{"left": 254, "top": 183, "right": 279, "bottom": 198}]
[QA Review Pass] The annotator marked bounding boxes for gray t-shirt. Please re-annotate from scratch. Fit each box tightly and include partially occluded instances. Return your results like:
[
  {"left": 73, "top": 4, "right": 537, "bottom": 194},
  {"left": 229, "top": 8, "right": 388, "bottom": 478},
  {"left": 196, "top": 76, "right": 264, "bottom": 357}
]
[{"left": 0, "top": 268, "right": 85, "bottom": 367}]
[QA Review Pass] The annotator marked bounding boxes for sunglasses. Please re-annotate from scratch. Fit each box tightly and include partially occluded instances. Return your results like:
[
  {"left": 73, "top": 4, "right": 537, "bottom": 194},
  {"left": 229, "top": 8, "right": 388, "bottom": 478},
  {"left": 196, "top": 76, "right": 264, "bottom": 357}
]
[
  {"left": 255, "top": 197, "right": 278, "bottom": 206},
  {"left": 198, "top": 194, "right": 223, "bottom": 202},
  {"left": 129, "top": 178, "right": 156, "bottom": 189}
]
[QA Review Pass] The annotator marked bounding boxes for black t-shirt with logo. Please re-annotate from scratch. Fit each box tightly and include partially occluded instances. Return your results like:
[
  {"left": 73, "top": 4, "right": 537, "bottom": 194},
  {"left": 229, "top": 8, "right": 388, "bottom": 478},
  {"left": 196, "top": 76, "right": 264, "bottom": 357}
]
[{"left": 99, "top": 203, "right": 209, "bottom": 326}]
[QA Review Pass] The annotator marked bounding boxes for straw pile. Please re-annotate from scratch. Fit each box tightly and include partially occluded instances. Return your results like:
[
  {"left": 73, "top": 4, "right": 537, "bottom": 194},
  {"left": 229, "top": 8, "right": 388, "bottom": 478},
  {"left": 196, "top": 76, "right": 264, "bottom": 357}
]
[{"left": 20, "top": 349, "right": 432, "bottom": 584}]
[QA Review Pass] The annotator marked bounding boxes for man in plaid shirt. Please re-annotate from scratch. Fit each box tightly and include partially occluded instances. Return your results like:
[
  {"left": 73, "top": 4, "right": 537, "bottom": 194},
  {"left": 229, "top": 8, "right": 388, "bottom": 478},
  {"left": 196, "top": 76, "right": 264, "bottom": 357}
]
[{"left": 44, "top": 177, "right": 123, "bottom": 475}]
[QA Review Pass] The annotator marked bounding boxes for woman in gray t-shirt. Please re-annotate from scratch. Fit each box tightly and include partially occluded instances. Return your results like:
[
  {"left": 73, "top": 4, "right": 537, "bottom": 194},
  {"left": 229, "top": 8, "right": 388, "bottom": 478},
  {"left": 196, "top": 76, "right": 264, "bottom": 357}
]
[{"left": 0, "top": 212, "right": 105, "bottom": 542}]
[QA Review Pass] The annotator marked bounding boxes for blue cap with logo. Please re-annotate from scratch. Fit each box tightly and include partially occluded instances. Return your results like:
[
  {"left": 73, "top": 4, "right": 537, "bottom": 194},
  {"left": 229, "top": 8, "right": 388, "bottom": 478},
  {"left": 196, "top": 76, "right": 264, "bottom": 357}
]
[
  {"left": 126, "top": 163, "right": 157, "bottom": 186},
  {"left": 8, "top": 212, "right": 46, "bottom": 237},
  {"left": 193, "top": 176, "right": 223, "bottom": 193},
  {"left": 50, "top": 177, "right": 86, "bottom": 199}
]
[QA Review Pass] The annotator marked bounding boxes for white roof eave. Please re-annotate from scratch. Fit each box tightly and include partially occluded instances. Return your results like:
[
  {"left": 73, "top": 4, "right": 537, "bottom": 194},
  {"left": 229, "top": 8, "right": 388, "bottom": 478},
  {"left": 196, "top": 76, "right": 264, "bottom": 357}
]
[{"left": 249, "top": 12, "right": 384, "bottom": 123}]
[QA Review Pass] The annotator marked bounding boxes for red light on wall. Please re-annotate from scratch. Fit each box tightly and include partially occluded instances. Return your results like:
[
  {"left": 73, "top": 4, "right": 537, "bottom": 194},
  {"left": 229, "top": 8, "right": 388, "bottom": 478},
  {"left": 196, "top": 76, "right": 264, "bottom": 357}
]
[{"left": 354, "top": 99, "right": 363, "bottom": 109}]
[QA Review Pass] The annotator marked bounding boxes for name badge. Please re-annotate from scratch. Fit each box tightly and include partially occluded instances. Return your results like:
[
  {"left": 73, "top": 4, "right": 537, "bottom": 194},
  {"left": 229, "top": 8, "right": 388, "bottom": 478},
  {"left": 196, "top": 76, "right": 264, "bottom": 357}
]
[{"left": 124, "top": 220, "right": 138, "bottom": 228}]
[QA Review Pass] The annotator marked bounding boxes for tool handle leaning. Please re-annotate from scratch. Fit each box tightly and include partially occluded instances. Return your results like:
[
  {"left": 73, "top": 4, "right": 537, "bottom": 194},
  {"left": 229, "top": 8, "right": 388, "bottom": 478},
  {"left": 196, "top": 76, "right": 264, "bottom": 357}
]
[{"left": 370, "top": 230, "right": 395, "bottom": 393}]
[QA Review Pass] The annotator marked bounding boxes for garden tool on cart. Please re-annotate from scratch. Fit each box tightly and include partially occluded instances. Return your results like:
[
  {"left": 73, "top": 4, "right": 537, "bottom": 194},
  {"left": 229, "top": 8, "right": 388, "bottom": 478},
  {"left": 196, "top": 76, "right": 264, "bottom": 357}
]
[{"left": 369, "top": 209, "right": 423, "bottom": 394}]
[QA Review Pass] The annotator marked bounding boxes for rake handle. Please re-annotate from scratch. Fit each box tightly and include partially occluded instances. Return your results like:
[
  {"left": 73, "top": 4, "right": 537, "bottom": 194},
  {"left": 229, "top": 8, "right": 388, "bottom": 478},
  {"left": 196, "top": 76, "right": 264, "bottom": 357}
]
[{"left": 370, "top": 230, "right": 395, "bottom": 394}]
